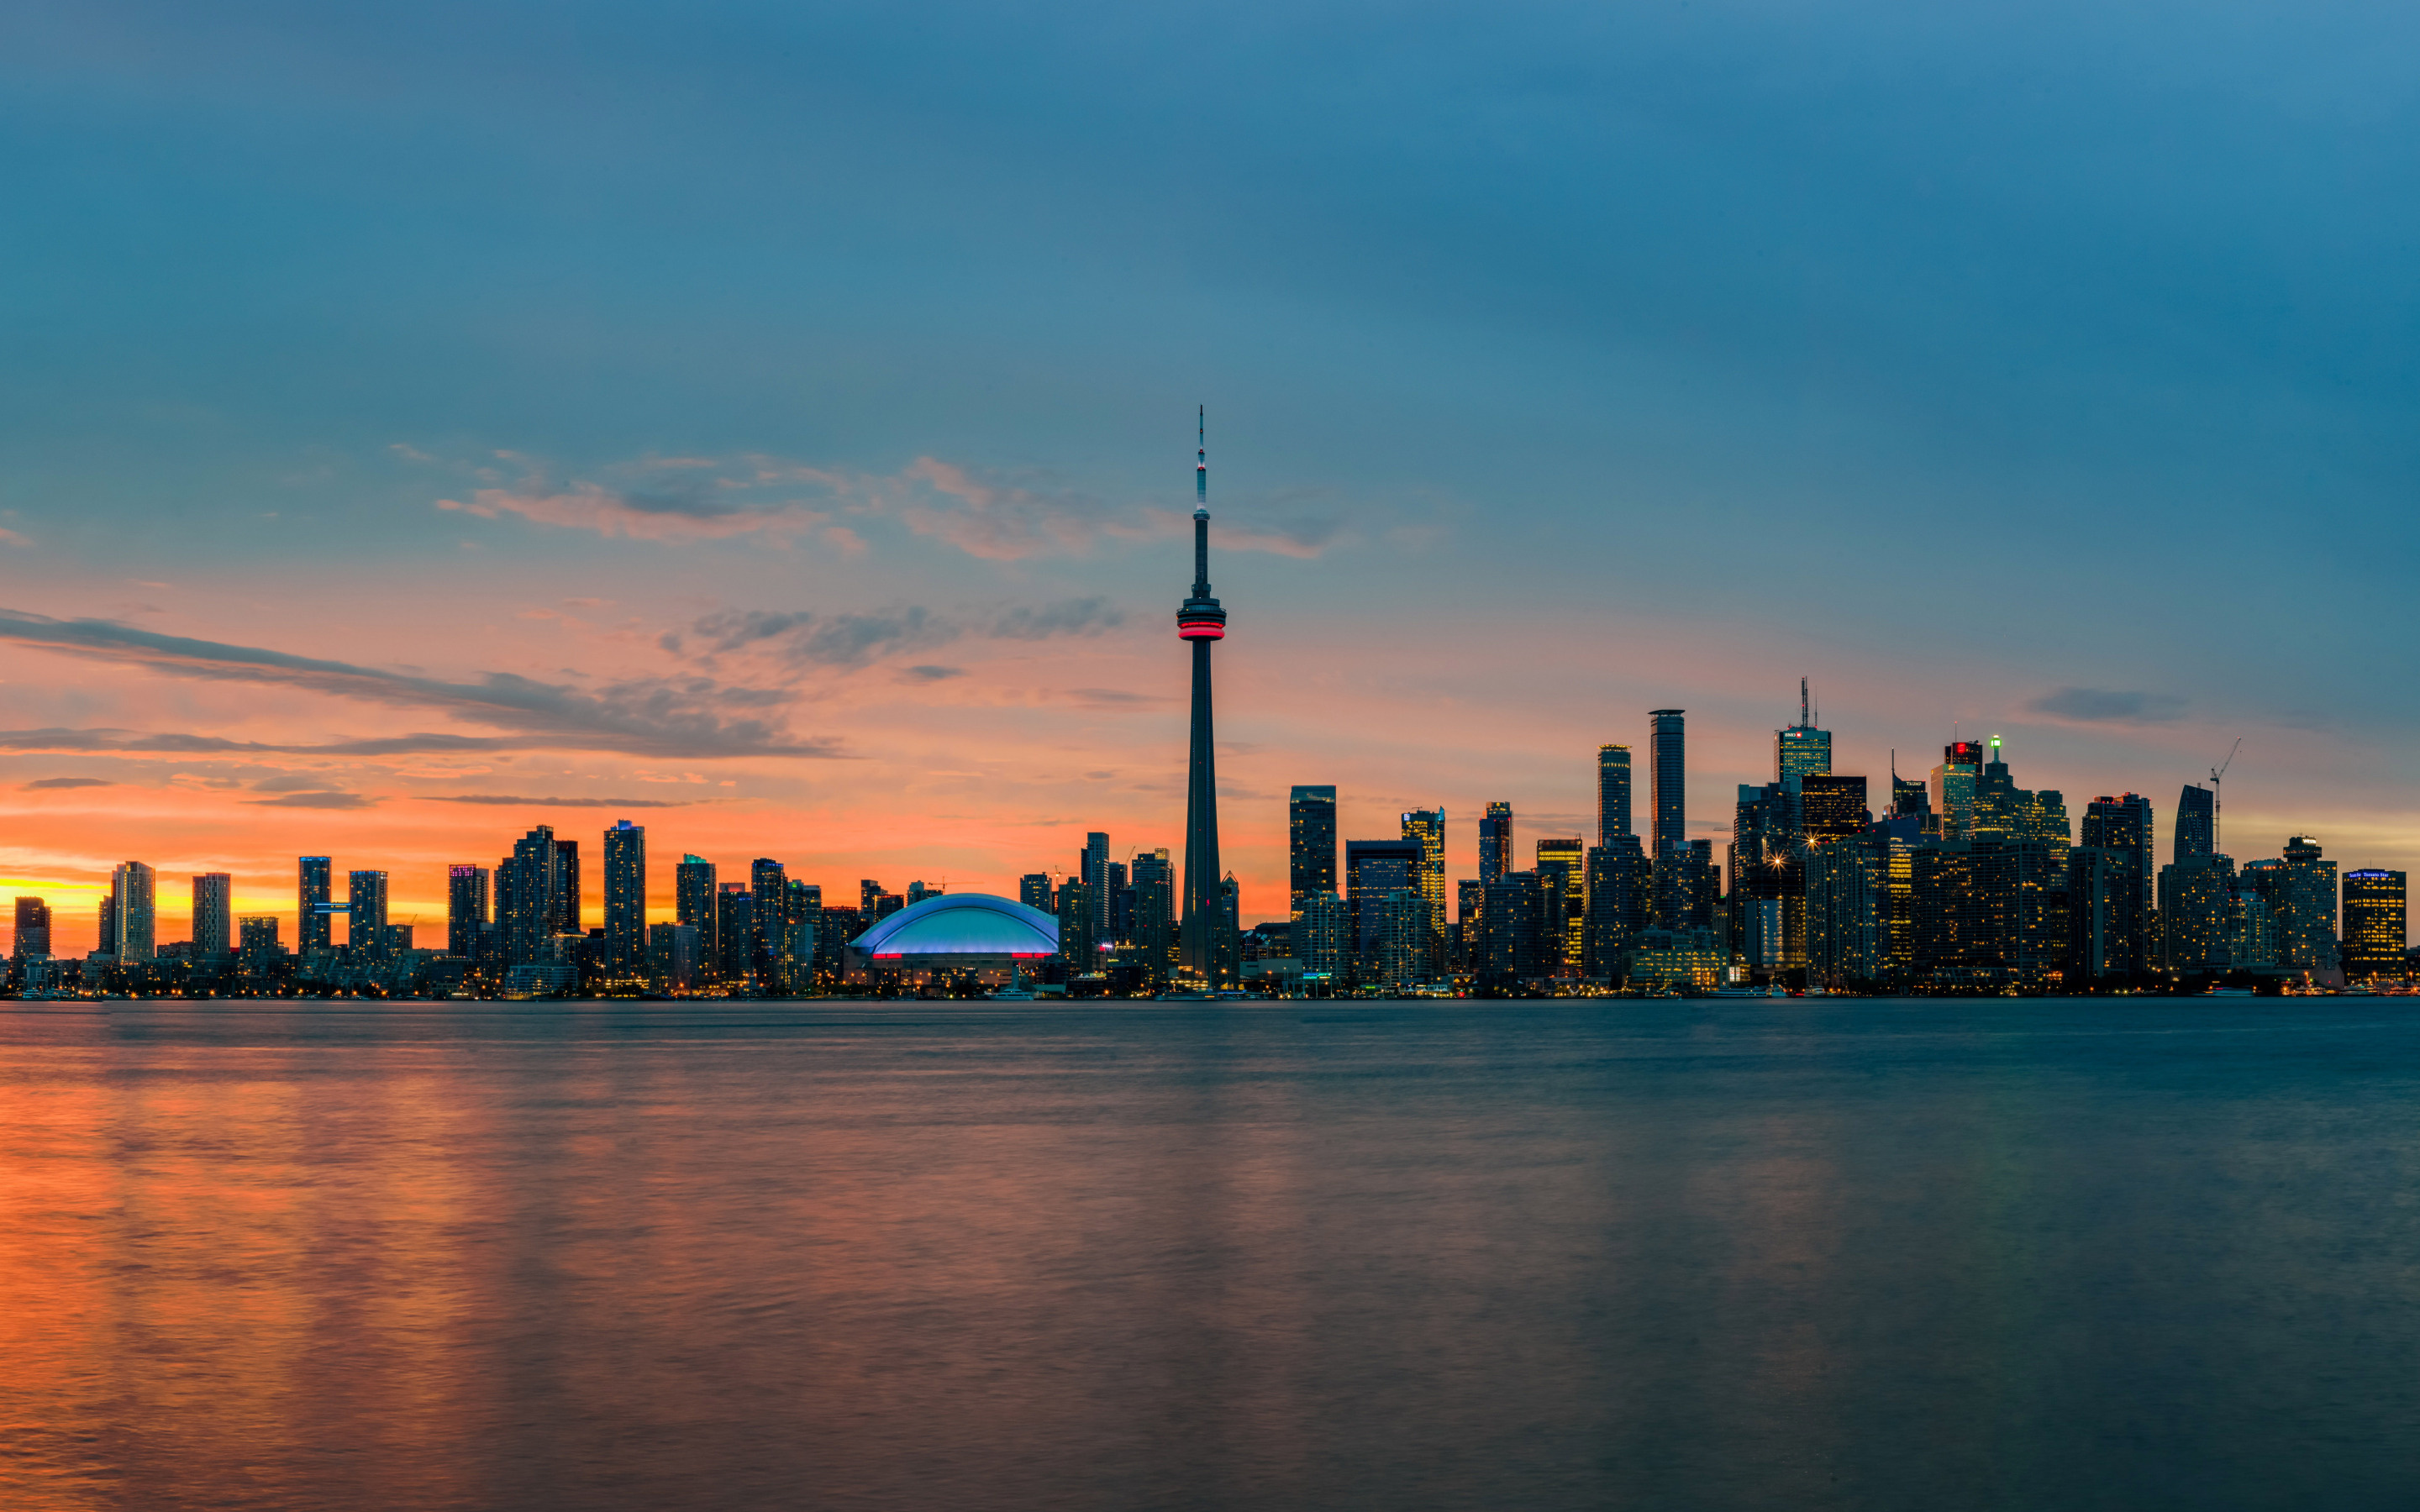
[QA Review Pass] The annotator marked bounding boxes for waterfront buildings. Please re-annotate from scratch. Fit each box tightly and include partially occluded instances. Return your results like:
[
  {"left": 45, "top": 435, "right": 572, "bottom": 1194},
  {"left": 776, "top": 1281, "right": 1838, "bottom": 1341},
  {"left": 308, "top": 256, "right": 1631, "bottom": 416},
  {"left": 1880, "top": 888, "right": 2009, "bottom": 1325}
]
[
  {"left": 1402, "top": 808, "right": 1446, "bottom": 968},
  {"left": 2342, "top": 870, "right": 2407, "bottom": 979},
  {"left": 13, "top": 896, "right": 50, "bottom": 959},
  {"left": 191, "top": 872, "right": 233, "bottom": 959},
  {"left": 298, "top": 856, "right": 333, "bottom": 953},
  {"left": 1478, "top": 802, "right": 1513, "bottom": 885},
  {"left": 111, "top": 861, "right": 155, "bottom": 962},
  {"left": 605, "top": 820, "right": 645, "bottom": 969},
  {"left": 1649, "top": 710, "right": 1686, "bottom": 858},
  {"left": 1289, "top": 786, "right": 1336, "bottom": 919},
  {"left": 448, "top": 865, "right": 490, "bottom": 959},
  {"left": 1597, "top": 745, "right": 1631, "bottom": 843},
  {"left": 349, "top": 869, "right": 389, "bottom": 959}
]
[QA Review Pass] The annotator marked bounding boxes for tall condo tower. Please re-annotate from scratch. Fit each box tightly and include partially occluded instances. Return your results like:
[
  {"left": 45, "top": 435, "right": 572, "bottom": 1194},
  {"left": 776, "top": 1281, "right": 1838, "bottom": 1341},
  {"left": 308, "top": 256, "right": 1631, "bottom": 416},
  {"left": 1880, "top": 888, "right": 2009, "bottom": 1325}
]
[
  {"left": 1650, "top": 711, "right": 1686, "bottom": 858},
  {"left": 1177, "top": 408, "right": 1234, "bottom": 988}
]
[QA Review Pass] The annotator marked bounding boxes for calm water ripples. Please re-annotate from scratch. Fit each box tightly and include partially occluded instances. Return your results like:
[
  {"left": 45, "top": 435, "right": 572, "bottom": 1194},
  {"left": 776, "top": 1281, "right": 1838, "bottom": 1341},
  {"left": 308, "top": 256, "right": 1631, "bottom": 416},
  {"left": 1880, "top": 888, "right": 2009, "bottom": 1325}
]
[{"left": 3, "top": 999, "right": 2416, "bottom": 1510}]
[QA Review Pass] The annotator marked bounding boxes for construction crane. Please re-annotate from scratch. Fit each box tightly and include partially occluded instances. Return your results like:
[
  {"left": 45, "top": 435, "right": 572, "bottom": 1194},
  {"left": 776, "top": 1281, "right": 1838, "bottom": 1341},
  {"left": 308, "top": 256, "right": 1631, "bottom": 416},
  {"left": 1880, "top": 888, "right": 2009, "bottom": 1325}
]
[{"left": 2211, "top": 738, "right": 2242, "bottom": 855}]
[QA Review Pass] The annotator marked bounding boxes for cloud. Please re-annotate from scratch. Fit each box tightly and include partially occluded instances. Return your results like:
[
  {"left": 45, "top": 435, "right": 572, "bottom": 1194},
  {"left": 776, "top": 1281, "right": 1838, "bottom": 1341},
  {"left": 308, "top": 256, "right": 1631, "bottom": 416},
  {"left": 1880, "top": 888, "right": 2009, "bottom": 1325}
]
[
  {"left": 680, "top": 606, "right": 955, "bottom": 669},
  {"left": 418, "top": 795, "right": 703, "bottom": 808},
  {"left": 0, "top": 527, "right": 30, "bottom": 548},
  {"left": 901, "top": 664, "right": 965, "bottom": 681},
  {"left": 247, "top": 791, "right": 378, "bottom": 810},
  {"left": 1065, "top": 688, "right": 1169, "bottom": 708},
  {"left": 2027, "top": 687, "right": 2188, "bottom": 724},
  {"left": 438, "top": 483, "right": 831, "bottom": 543},
  {"left": 22, "top": 776, "right": 113, "bottom": 790},
  {"left": 0, "top": 608, "right": 839, "bottom": 759},
  {"left": 989, "top": 596, "right": 1124, "bottom": 640},
  {"left": 669, "top": 596, "right": 1126, "bottom": 673}
]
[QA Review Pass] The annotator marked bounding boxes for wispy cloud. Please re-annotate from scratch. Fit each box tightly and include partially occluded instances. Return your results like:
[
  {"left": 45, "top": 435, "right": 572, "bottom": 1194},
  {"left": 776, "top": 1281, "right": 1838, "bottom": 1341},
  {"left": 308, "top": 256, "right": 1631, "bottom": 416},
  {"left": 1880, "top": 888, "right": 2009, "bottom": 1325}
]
[
  {"left": 901, "top": 664, "right": 965, "bottom": 682},
  {"left": 411, "top": 449, "right": 1342, "bottom": 561},
  {"left": 2028, "top": 687, "right": 2188, "bottom": 724},
  {"left": 0, "top": 608, "right": 839, "bottom": 759},
  {"left": 418, "top": 795, "right": 705, "bottom": 808},
  {"left": 22, "top": 776, "right": 113, "bottom": 790},
  {"left": 665, "top": 596, "right": 1126, "bottom": 672},
  {"left": 247, "top": 790, "right": 378, "bottom": 810},
  {"left": 437, "top": 482, "right": 830, "bottom": 543}
]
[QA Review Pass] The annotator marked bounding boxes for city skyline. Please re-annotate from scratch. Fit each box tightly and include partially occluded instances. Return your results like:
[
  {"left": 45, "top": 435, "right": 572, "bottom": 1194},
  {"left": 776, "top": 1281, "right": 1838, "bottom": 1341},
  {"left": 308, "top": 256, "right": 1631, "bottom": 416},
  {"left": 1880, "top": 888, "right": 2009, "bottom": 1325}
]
[
  {"left": 3, "top": 6, "right": 2415, "bottom": 946},
  {"left": 6, "top": 707, "right": 2402, "bottom": 959}
]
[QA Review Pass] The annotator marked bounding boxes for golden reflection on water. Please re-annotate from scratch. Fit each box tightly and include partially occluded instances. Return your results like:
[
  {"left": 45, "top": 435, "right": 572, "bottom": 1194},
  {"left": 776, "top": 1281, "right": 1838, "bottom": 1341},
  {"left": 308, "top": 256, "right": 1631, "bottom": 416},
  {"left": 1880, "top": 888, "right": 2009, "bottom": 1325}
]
[{"left": 3, "top": 1002, "right": 2417, "bottom": 1511}]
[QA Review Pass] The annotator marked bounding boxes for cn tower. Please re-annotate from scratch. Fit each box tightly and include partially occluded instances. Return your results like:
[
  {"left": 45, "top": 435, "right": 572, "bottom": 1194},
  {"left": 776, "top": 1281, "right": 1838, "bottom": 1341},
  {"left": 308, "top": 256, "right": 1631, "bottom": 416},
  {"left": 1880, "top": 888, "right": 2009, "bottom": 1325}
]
[{"left": 1176, "top": 407, "right": 1233, "bottom": 989}]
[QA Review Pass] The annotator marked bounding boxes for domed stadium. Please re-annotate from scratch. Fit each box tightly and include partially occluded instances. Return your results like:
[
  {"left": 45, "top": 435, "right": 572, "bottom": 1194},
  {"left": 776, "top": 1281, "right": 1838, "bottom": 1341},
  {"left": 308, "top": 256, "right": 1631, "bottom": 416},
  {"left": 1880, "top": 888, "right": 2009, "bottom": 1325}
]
[{"left": 844, "top": 893, "right": 1060, "bottom": 984}]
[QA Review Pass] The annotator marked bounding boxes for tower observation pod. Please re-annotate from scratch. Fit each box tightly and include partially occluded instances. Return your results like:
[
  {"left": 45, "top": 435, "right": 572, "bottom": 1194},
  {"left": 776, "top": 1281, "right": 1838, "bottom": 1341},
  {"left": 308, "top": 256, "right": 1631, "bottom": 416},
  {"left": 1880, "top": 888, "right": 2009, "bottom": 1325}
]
[{"left": 1177, "top": 407, "right": 1234, "bottom": 989}]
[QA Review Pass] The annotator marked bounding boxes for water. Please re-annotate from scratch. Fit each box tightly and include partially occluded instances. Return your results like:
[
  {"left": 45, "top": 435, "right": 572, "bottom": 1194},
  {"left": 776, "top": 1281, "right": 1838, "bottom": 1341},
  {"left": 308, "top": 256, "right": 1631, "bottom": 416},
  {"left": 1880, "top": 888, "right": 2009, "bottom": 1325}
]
[{"left": 3, "top": 999, "right": 2416, "bottom": 1511}]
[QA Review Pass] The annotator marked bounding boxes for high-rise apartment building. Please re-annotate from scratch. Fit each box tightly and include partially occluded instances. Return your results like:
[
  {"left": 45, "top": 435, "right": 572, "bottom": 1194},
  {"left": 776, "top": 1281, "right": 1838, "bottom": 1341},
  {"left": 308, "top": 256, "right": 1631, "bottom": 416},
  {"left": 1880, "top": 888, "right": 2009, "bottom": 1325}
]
[
  {"left": 2175, "top": 785, "right": 2216, "bottom": 864},
  {"left": 2160, "top": 853, "right": 2236, "bottom": 972},
  {"left": 348, "top": 870, "right": 389, "bottom": 958},
  {"left": 1298, "top": 891, "right": 1346, "bottom": 980},
  {"left": 1083, "top": 832, "right": 1111, "bottom": 937},
  {"left": 448, "top": 865, "right": 490, "bottom": 958},
  {"left": 2341, "top": 870, "right": 2407, "bottom": 979},
  {"left": 499, "top": 826, "right": 562, "bottom": 966},
  {"left": 1402, "top": 809, "right": 1446, "bottom": 968},
  {"left": 1478, "top": 802, "right": 1513, "bottom": 885},
  {"left": 1018, "top": 873, "right": 1052, "bottom": 911},
  {"left": 1289, "top": 786, "right": 1339, "bottom": 918},
  {"left": 2276, "top": 836, "right": 2338, "bottom": 972},
  {"left": 13, "top": 896, "right": 51, "bottom": 958},
  {"left": 111, "top": 862, "right": 156, "bottom": 962},
  {"left": 717, "top": 884, "right": 755, "bottom": 988},
  {"left": 604, "top": 821, "right": 646, "bottom": 969},
  {"left": 1650, "top": 710, "right": 1686, "bottom": 858},
  {"left": 190, "top": 873, "right": 233, "bottom": 959},
  {"left": 1130, "top": 848, "right": 1174, "bottom": 979},
  {"left": 750, "top": 858, "right": 787, "bottom": 983},
  {"left": 1597, "top": 746, "right": 1632, "bottom": 844},
  {"left": 1583, "top": 835, "right": 1649, "bottom": 978},
  {"left": 298, "top": 856, "right": 333, "bottom": 954},
  {"left": 555, "top": 839, "right": 581, "bottom": 934}
]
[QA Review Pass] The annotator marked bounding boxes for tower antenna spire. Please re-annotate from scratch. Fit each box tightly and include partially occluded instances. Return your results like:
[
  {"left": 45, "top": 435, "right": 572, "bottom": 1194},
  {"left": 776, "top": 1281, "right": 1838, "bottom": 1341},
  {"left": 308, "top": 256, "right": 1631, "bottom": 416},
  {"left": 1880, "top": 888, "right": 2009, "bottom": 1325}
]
[{"left": 1800, "top": 676, "right": 1809, "bottom": 728}]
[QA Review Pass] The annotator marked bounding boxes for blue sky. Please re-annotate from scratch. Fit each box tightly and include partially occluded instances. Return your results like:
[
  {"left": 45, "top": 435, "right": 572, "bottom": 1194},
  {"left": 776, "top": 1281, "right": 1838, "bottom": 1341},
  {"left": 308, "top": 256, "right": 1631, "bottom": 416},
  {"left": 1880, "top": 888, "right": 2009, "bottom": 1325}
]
[{"left": 1, "top": 0, "right": 2413, "bottom": 920}]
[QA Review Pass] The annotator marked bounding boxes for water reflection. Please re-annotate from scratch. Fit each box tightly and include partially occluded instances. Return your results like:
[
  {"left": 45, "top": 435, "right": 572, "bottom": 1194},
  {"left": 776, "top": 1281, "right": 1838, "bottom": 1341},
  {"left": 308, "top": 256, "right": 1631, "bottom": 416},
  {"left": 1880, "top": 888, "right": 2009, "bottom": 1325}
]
[{"left": 3, "top": 1000, "right": 2417, "bottom": 1510}]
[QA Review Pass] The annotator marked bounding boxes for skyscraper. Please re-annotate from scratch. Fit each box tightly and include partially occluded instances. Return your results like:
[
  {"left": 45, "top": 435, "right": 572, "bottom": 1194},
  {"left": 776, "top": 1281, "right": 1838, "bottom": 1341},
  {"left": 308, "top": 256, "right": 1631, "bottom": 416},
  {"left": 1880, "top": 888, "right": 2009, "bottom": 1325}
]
[
  {"left": 605, "top": 821, "right": 645, "bottom": 969},
  {"left": 191, "top": 873, "right": 233, "bottom": 958},
  {"left": 2341, "top": 870, "right": 2407, "bottom": 979},
  {"left": 1800, "top": 774, "right": 1870, "bottom": 845},
  {"left": 499, "top": 826, "right": 561, "bottom": 965},
  {"left": 298, "top": 856, "right": 332, "bottom": 954},
  {"left": 13, "top": 896, "right": 50, "bottom": 958},
  {"left": 555, "top": 838, "right": 581, "bottom": 934},
  {"left": 237, "top": 916, "right": 279, "bottom": 970},
  {"left": 2276, "top": 836, "right": 2338, "bottom": 972},
  {"left": 676, "top": 856, "right": 718, "bottom": 973},
  {"left": 1083, "top": 832, "right": 1111, "bottom": 936},
  {"left": 1401, "top": 808, "right": 1445, "bottom": 967},
  {"left": 2076, "top": 795, "right": 2154, "bottom": 977},
  {"left": 348, "top": 870, "right": 389, "bottom": 958},
  {"left": 111, "top": 861, "right": 155, "bottom": 961},
  {"left": 2175, "top": 784, "right": 2216, "bottom": 864},
  {"left": 1478, "top": 802, "right": 1514, "bottom": 885},
  {"left": 448, "top": 864, "right": 490, "bottom": 958},
  {"left": 1177, "top": 409, "right": 1234, "bottom": 990},
  {"left": 1289, "top": 786, "right": 1339, "bottom": 919},
  {"left": 1930, "top": 741, "right": 1984, "bottom": 841},
  {"left": 1344, "top": 838, "right": 1423, "bottom": 984},
  {"left": 1649, "top": 710, "right": 1686, "bottom": 858},
  {"left": 1018, "top": 874, "right": 1052, "bottom": 911},
  {"left": 1597, "top": 745, "right": 1632, "bottom": 844},
  {"left": 750, "top": 858, "right": 787, "bottom": 984},
  {"left": 1776, "top": 679, "right": 1831, "bottom": 782},
  {"left": 1535, "top": 837, "right": 1585, "bottom": 973},
  {"left": 717, "top": 883, "right": 755, "bottom": 989}
]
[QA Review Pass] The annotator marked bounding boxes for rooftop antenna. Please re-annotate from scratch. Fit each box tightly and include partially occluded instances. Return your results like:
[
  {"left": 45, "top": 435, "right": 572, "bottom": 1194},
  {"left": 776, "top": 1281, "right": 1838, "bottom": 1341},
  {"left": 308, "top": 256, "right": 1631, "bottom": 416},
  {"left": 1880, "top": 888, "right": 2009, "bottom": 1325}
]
[
  {"left": 1799, "top": 676, "right": 1809, "bottom": 729},
  {"left": 2211, "top": 738, "right": 2242, "bottom": 855}
]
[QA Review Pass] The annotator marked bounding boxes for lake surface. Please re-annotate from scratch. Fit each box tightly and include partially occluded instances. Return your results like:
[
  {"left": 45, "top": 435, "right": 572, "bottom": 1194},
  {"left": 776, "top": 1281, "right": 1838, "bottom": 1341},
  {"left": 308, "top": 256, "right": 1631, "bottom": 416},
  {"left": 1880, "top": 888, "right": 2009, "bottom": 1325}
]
[{"left": 2, "top": 999, "right": 2416, "bottom": 1510}]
